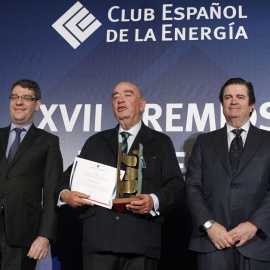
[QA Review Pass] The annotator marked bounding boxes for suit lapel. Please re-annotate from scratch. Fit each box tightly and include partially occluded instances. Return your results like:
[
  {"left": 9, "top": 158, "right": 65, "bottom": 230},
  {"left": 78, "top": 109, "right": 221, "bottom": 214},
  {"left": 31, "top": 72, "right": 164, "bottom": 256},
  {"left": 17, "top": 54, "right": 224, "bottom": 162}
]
[
  {"left": 103, "top": 125, "right": 119, "bottom": 157},
  {"left": 236, "top": 124, "right": 265, "bottom": 176},
  {"left": 129, "top": 122, "right": 153, "bottom": 154},
  {"left": 0, "top": 125, "right": 11, "bottom": 167},
  {"left": 211, "top": 126, "right": 233, "bottom": 179},
  {"left": 9, "top": 125, "right": 40, "bottom": 168},
  {"left": 0, "top": 126, "right": 11, "bottom": 154}
]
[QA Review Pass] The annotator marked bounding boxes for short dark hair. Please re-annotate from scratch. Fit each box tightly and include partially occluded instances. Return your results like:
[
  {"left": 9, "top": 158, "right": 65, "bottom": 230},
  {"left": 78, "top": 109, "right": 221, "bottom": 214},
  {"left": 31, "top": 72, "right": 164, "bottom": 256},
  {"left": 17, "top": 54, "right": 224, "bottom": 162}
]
[
  {"left": 219, "top": 78, "right": 255, "bottom": 105},
  {"left": 11, "top": 79, "right": 41, "bottom": 100}
]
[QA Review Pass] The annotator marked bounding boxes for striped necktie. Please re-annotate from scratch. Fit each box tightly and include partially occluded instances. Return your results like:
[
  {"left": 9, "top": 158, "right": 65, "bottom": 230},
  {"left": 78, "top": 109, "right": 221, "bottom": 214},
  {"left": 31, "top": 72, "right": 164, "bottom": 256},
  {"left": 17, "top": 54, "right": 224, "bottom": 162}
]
[{"left": 120, "top": 131, "right": 131, "bottom": 154}]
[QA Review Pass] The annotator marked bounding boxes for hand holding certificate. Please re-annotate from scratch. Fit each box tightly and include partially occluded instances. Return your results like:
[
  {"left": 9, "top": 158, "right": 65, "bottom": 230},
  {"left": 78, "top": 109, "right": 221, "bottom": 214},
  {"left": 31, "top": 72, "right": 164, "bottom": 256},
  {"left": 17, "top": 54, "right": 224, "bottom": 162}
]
[{"left": 70, "top": 157, "right": 117, "bottom": 209}]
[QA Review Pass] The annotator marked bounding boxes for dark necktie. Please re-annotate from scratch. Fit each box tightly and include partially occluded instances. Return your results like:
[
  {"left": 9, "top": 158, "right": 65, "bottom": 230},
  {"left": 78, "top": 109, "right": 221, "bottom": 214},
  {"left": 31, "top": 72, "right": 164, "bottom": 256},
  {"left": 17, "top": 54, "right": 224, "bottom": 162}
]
[
  {"left": 229, "top": 129, "right": 243, "bottom": 175},
  {"left": 7, "top": 128, "right": 25, "bottom": 166},
  {"left": 120, "top": 131, "right": 131, "bottom": 154}
]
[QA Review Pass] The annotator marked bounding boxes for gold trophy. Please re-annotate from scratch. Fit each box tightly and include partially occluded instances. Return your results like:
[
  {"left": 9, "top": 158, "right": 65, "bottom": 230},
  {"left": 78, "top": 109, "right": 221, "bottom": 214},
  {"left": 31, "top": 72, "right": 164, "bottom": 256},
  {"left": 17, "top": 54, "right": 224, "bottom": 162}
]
[{"left": 113, "top": 143, "right": 143, "bottom": 212}]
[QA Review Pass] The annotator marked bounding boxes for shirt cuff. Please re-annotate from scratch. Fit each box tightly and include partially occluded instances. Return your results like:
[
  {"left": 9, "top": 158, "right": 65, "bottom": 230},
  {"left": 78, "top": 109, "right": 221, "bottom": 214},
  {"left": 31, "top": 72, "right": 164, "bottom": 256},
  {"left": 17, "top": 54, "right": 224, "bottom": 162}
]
[
  {"left": 57, "top": 190, "right": 69, "bottom": 207},
  {"left": 149, "top": 193, "right": 160, "bottom": 216}
]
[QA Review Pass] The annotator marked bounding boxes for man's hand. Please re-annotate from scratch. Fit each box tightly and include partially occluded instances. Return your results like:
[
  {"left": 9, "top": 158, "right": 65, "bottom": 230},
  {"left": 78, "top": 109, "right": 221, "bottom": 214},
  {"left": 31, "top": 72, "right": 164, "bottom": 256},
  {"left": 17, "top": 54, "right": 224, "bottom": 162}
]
[
  {"left": 27, "top": 236, "right": 49, "bottom": 260},
  {"left": 126, "top": 194, "right": 154, "bottom": 215},
  {"left": 207, "top": 222, "right": 235, "bottom": 250},
  {"left": 228, "top": 221, "right": 258, "bottom": 247},
  {"left": 61, "top": 190, "right": 94, "bottom": 208}
]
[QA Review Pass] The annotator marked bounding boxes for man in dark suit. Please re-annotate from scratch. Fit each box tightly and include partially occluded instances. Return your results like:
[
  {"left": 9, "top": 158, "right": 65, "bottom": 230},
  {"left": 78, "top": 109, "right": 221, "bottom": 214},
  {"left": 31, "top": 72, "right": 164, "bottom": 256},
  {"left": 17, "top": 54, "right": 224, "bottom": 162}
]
[
  {"left": 55, "top": 81, "right": 184, "bottom": 270},
  {"left": 0, "top": 79, "right": 63, "bottom": 269},
  {"left": 186, "top": 78, "right": 270, "bottom": 270}
]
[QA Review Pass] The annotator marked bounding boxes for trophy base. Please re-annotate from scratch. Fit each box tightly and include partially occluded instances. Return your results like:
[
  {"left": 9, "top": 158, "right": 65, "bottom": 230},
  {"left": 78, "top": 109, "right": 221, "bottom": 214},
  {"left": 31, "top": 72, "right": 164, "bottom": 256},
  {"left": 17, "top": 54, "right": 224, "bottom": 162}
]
[{"left": 113, "top": 197, "right": 140, "bottom": 213}]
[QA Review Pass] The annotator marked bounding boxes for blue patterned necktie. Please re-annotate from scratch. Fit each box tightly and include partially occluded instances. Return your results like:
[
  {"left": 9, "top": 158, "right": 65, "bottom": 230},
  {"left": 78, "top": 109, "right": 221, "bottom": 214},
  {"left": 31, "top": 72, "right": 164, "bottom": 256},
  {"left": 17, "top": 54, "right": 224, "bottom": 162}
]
[
  {"left": 229, "top": 129, "right": 243, "bottom": 175},
  {"left": 120, "top": 131, "right": 131, "bottom": 154},
  {"left": 7, "top": 128, "right": 25, "bottom": 166}
]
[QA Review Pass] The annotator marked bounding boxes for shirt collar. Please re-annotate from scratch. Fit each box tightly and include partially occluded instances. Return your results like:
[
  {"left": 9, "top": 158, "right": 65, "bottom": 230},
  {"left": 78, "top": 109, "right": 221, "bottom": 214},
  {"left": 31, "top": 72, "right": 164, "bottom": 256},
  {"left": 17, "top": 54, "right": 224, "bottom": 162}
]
[
  {"left": 119, "top": 121, "right": 142, "bottom": 137},
  {"left": 10, "top": 122, "right": 33, "bottom": 132},
  {"left": 226, "top": 120, "right": 250, "bottom": 134}
]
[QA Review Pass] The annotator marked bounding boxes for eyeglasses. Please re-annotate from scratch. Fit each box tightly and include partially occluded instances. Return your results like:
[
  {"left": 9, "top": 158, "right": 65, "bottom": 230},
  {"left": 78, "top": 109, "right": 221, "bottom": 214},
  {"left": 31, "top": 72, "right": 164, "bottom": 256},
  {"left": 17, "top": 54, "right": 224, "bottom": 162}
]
[{"left": 9, "top": 94, "right": 38, "bottom": 102}]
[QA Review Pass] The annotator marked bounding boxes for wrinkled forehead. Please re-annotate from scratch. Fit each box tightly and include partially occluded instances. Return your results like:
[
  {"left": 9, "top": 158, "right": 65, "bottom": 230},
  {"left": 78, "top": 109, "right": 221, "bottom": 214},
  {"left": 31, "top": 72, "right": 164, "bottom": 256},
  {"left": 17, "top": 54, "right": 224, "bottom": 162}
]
[{"left": 112, "top": 82, "right": 141, "bottom": 97}]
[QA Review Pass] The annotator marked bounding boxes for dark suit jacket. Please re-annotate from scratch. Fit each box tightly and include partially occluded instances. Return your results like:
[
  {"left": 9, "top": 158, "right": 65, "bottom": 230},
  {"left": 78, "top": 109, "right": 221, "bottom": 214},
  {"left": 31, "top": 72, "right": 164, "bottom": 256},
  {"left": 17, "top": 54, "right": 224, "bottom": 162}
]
[
  {"left": 55, "top": 122, "right": 184, "bottom": 259},
  {"left": 0, "top": 124, "right": 63, "bottom": 247},
  {"left": 186, "top": 124, "right": 270, "bottom": 261}
]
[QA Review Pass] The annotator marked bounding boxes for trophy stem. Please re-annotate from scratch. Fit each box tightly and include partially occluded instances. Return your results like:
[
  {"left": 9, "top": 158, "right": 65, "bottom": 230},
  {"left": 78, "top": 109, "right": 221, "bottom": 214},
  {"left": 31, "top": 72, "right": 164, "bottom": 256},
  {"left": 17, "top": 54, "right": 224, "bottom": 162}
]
[{"left": 115, "top": 142, "right": 122, "bottom": 199}]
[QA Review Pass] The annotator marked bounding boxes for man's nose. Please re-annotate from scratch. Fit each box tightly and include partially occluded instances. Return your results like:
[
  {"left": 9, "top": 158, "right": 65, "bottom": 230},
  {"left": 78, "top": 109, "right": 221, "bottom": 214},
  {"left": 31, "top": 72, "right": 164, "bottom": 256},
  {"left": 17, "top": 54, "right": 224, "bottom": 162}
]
[
  {"left": 118, "top": 96, "right": 124, "bottom": 103},
  {"left": 231, "top": 97, "right": 237, "bottom": 104},
  {"left": 16, "top": 97, "right": 23, "bottom": 105}
]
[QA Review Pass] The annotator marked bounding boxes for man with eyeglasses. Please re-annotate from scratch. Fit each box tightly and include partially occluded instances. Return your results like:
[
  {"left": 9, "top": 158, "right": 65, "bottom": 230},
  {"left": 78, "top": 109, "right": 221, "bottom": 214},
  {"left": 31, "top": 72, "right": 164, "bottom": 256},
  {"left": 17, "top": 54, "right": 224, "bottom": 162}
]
[{"left": 0, "top": 79, "right": 63, "bottom": 269}]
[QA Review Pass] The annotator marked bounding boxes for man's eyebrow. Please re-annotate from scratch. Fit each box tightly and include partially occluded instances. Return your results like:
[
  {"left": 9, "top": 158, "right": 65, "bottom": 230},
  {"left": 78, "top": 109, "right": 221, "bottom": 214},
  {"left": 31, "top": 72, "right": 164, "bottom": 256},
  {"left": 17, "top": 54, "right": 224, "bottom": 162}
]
[
  {"left": 224, "top": 94, "right": 246, "bottom": 97},
  {"left": 124, "top": 89, "right": 134, "bottom": 94},
  {"left": 112, "top": 89, "right": 134, "bottom": 98}
]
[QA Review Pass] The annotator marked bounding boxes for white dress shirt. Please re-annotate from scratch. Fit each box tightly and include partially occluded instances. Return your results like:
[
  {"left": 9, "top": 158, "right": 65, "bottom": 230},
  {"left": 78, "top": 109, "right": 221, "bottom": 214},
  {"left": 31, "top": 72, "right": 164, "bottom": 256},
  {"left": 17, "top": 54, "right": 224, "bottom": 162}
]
[{"left": 226, "top": 120, "right": 250, "bottom": 151}]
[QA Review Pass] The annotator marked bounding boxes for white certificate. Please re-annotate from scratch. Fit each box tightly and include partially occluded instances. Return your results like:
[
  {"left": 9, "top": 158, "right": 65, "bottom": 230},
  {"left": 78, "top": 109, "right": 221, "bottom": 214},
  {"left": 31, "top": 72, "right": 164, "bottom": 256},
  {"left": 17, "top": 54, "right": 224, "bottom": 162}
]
[{"left": 70, "top": 157, "right": 117, "bottom": 209}]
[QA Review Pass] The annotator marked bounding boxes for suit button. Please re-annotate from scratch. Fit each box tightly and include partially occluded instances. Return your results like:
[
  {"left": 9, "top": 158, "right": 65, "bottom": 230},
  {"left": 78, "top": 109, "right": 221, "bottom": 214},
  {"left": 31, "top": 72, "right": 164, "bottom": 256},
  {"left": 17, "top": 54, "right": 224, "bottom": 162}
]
[
  {"left": 115, "top": 216, "right": 120, "bottom": 220},
  {"left": 0, "top": 195, "right": 3, "bottom": 198},
  {"left": 231, "top": 184, "right": 237, "bottom": 189}
]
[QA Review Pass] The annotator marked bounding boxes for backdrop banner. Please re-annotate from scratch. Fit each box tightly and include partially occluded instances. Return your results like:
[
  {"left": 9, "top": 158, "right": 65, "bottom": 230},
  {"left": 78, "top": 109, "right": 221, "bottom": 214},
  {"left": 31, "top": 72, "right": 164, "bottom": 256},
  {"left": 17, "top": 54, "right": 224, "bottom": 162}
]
[{"left": 1, "top": 1, "right": 269, "bottom": 269}]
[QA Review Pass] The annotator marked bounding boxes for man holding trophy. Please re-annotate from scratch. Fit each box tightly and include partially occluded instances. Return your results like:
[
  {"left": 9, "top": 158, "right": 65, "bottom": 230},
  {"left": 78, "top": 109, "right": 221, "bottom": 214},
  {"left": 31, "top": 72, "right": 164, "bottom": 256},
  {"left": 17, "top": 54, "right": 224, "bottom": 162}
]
[{"left": 55, "top": 82, "right": 184, "bottom": 270}]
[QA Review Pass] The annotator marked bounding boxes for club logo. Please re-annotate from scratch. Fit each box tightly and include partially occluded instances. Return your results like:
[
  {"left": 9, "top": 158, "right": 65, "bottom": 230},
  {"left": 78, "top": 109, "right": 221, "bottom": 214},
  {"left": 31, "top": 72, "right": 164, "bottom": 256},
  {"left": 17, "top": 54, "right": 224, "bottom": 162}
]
[{"left": 52, "top": 1, "right": 102, "bottom": 49}]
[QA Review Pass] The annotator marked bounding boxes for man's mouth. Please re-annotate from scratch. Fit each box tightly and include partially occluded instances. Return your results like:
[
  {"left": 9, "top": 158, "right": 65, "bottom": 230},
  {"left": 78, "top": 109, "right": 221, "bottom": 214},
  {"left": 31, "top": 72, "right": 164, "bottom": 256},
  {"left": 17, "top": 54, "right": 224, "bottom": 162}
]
[
  {"left": 118, "top": 106, "right": 126, "bottom": 112},
  {"left": 14, "top": 108, "right": 25, "bottom": 112}
]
